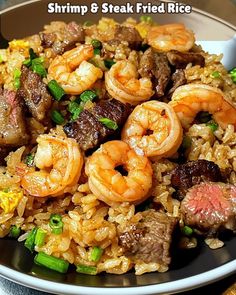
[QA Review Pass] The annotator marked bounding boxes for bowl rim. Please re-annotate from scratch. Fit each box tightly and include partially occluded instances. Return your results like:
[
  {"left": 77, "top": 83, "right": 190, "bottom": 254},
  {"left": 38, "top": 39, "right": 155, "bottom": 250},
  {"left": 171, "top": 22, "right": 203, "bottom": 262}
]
[{"left": 0, "top": 0, "right": 236, "bottom": 294}]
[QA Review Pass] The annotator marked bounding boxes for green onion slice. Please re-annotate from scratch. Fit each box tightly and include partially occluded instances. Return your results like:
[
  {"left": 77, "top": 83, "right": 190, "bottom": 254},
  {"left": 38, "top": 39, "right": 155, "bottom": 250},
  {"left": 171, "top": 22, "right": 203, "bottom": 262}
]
[
  {"left": 49, "top": 214, "right": 64, "bottom": 235},
  {"left": 182, "top": 225, "right": 193, "bottom": 236},
  {"left": 91, "top": 39, "right": 102, "bottom": 49},
  {"left": 34, "top": 252, "right": 69, "bottom": 273},
  {"left": 104, "top": 59, "right": 116, "bottom": 69},
  {"left": 13, "top": 68, "right": 21, "bottom": 89},
  {"left": 29, "top": 48, "right": 38, "bottom": 60},
  {"left": 140, "top": 15, "right": 153, "bottom": 23},
  {"left": 229, "top": 67, "right": 236, "bottom": 83},
  {"left": 99, "top": 117, "right": 118, "bottom": 130},
  {"left": 24, "top": 227, "right": 38, "bottom": 252},
  {"left": 93, "top": 48, "right": 101, "bottom": 56},
  {"left": 51, "top": 110, "right": 65, "bottom": 125},
  {"left": 90, "top": 246, "right": 103, "bottom": 262},
  {"left": 206, "top": 120, "right": 218, "bottom": 132},
  {"left": 35, "top": 228, "right": 47, "bottom": 247},
  {"left": 68, "top": 101, "right": 83, "bottom": 121},
  {"left": 84, "top": 21, "right": 93, "bottom": 27},
  {"left": 210, "top": 71, "right": 221, "bottom": 78},
  {"left": 181, "top": 136, "right": 192, "bottom": 149},
  {"left": 9, "top": 225, "right": 21, "bottom": 238},
  {"left": 80, "top": 90, "right": 97, "bottom": 103},
  {"left": 31, "top": 57, "right": 47, "bottom": 78},
  {"left": 25, "top": 153, "right": 34, "bottom": 167},
  {"left": 76, "top": 264, "right": 97, "bottom": 275},
  {"left": 48, "top": 80, "right": 65, "bottom": 101}
]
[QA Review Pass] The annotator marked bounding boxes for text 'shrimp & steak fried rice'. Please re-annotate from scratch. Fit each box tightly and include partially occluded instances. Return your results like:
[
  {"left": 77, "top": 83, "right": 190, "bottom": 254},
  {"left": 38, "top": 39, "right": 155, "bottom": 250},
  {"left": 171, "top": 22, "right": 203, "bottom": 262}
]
[{"left": 0, "top": 17, "right": 235, "bottom": 275}]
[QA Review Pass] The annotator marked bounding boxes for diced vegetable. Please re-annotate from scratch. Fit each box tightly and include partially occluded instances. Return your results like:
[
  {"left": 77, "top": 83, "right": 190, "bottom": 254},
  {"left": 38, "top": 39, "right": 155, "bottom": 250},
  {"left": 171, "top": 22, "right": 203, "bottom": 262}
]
[
  {"left": 140, "top": 16, "right": 153, "bottom": 23},
  {"left": 9, "top": 225, "right": 21, "bottom": 238},
  {"left": 13, "top": 68, "right": 21, "bottom": 89},
  {"left": 51, "top": 110, "right": 65, "bottom": 125},
  {"left": 34, "top": 252, "right": 69, "bottom": 273},
  {"left": 24, "top": 227, "right": 38, "bottom": 252},
  {"left": 47, "top": 80, "right": 65, "bottom": 101},
  {"left": 91, "top": 39, "right": 102, "bottom": 49},
  {"left": 31, "top": 57, "right": 47, "bottom": 78},
  {"left": 210, "top": 71, "right": 221, "bottom": 78},
  {"left": 68, "top": 101, "right": 83, "bottom": 121},
  {"left": 0, "top": 55, "right": 3, "bottom": 63},
  {"left": 182, "top": 225, "right": 193, "bottom": 236},
  {"left": 229, "top": 67, "right": 236, "bottom": 83},
  {"left": 104, "top": 59, "right": 116, "bottom": 69},
  {"left": 35, "top": 228, "right": 47, "bottom": 247},
  {"left": 49, "top": 214, "right": 64, "bottom": 235},
  {"left": 99, "top": 118, "right": 118, "bottom": 130},
  {"left": 29, "top": 48, "right": 38, "bottom": 60},
  {"left": 90, "top": 246, "right": 103, "bottom": 262},
  {"left": 76, "top": 264, "right": 97, "bottom": 275},
  {"left": 181, "top": 136, "right": 192, "bottom": 149},
  {"left": 206, "top": 120, "right": 218, "bottom": 132},
  {"left": 25, "top": 153, "right": 34, "bottom": 167},
  {"left": 80, "top": 90, "right": 97, "bottom": 103},
  {"left": 93, "top": 48, "right": 101, "bottom": 55}
]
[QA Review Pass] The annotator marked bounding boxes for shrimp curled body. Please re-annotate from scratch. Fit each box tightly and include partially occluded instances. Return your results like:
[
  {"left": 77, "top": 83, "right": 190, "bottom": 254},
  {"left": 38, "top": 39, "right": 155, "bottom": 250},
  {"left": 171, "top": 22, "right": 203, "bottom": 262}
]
[
  {"left": 169, "top": 84, "right": 236, "bottom": 129},
  {"left": 122, "top": 101, "right": 183, "bottom": 159},
  {"left": 21, "top": 134, "right": 83, "bottom": 197},
  {"left": 105, "top": 60, "right": 154, "bottom": 105},
  {"left": 48, "top": 44, "right": 103, "bottom": 95},
  {"left": 85, "top": 140, "right": 153, "bottom": 206},
  {"left": 147, "top": 23, "right": 195, "bottom": 52}
]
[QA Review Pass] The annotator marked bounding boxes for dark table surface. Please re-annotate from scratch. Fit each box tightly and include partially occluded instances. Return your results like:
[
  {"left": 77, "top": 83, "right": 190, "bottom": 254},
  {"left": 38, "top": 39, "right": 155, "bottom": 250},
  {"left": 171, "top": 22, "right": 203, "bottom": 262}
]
[{"left": 0, "top": 0, "right": 236, "bottom": 294}]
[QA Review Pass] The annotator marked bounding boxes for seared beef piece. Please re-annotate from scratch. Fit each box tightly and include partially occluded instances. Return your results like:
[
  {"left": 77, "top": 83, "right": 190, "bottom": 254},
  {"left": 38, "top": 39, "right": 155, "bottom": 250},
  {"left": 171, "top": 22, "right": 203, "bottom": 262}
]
[
  {"left": 166, "top": 50, "right": 205, "bottom": 69},
  {"left": 171, "top": 160, "right": 222, "bottom": 199},
  {"left": 181, "top": 182, "right": 236, "bottom": 234},
  {"left": 0, "top": 88, "right": 29, "bottom": 146},
  {"left": 64, "top": 99, "right": 131, "bottom": 151},
  {"left": 40, "top": 22, "right": 85, "bottom": 54},
  {"left": 168, "top": 69, "right": 187, "bottom": 96},
  {"left": 17, "top": 65, "right": 52, "bottom": 121},
  {"left": 113, "top": 25, "right": 142, "bottom": 49},
  {"left": 119, "top": 210, "right": 177, "bottom": 266},
  {"left": 139, "top": 48, "right": 171, "bottom": 97}
]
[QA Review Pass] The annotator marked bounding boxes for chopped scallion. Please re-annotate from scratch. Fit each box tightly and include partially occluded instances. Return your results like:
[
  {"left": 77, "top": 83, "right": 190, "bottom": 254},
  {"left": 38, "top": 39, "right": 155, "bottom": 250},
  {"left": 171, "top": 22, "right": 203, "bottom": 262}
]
[
  {"left": 104, "top": 59, "right": 116, "bottom": 69},
  {"left": 24, "top": 227, "right": 38, "bottom": 252},
  {"left": 0, "top": 55, "right": 3, "bottom": 63},
  {"left": 84, "top": 21, "right": 93, "bottom": 27},
  {"left": 34, "top": 252, "right": 69, "bottom": 273},
  {"left": 91, "top": 39, "right": 102, "bottom": 49},
  {"left": 76, "top": 264, "right": 97, "bottom": 275},
  {"left": 48, "top": 80, "right": 65, "bottom": 101},
  {"left": 80, "top": 90, "right": 97, "bottom": 103},
  {"left": 210, "top": 71, "right": 221, "bottom": 78},
  {"left": 93, "top": 48, "right": 101, "bottom": 55},
  {"left": 229, "top": 67, "right": 236, "bottom": 83},
  {"left": 31, "top": 57, "right": 47, "bottom": 78},
  {"left": 9, "top": 225, "right": 21, "bottom": 238},
  {"left": 181, "top": 136, "right": 192, "bottom": 149},
  {"left": 99, "top": 117, "right": 118, "bottom": 130},
  {"left": 25, "top": 153, "right": 34, "bottom": 167},
  {"left": 140, "top": 15, "right": 153, "bottom": 23},
  {"left": 29, "top": 48, "right": 38, "bottom": 60},
  {"left": 182, "top": 225, "right": 193, "bottom": 236},
  {"left": 90, "top": 246, "right": 103, "bottom": 262},
  {"left": 49, "top": 214, "right": 64, "bottom": 235},
  {"left": 35, "top": 228, "right": 47, "bottom": 247},
  {"left": 51, "top": 110, "right": 64, "bottom": 125},
  {"left": 13, "top": 68, "right": 21, "bottom": 89},
  {"left": 68, "top": 101, "right": 83, "bottom": 121},
  {"left": 206, "top": 120, "right": 218, "bottom": 132}
]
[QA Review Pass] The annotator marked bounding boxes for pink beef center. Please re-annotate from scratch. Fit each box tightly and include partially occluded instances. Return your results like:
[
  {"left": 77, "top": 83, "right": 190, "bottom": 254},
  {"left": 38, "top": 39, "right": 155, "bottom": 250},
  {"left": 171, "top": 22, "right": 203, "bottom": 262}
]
[{"left": 184, "top": 183, "right": 232, "bottom": 225}]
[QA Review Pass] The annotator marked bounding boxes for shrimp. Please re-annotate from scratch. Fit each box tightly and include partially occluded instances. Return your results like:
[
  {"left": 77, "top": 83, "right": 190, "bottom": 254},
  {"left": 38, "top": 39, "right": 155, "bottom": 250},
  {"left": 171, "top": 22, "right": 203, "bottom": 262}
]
[
  {"left": 21, "top": 134, "right": 83, "bottom": 197},
  {"left": 105, "top": 60, "right": 154, "bottom": 105},
  {"left": 121, "top": 101, "right": 183, "bottom": 159},
  {"left": 48, "top": 44, "right": 103, "bottom": 95},
  {"left": 169, "top": 84, "right": 236, "bottom": 129},
  {"left": 147, "top": 23, "right": 195, "bottom": 52},
  {"left": 85, "top": 140, "right": 153, "bottom": 206}
]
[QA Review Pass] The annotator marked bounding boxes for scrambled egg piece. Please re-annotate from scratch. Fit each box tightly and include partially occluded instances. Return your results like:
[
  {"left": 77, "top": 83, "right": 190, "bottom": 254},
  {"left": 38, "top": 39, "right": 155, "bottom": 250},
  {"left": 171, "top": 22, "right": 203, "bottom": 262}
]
[
  {"left": 0, "top": 191, "right": 23, "bottom": 214},
  {"left": 9, "top": 39, "right": 29, "bottom": 50}
]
